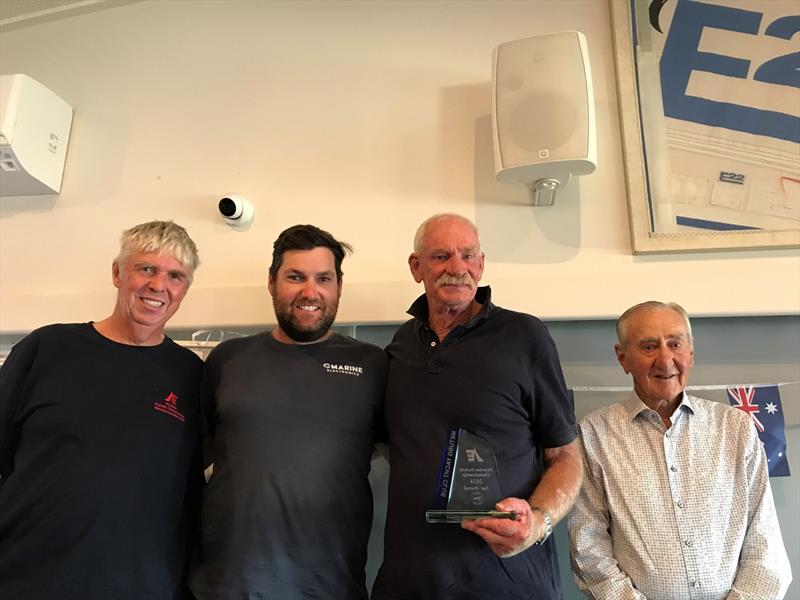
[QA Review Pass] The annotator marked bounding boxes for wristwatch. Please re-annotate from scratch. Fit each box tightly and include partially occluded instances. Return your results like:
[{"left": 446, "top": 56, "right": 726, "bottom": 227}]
[{"left": 531, "top": 506, "right": 552, "bottom": 546}]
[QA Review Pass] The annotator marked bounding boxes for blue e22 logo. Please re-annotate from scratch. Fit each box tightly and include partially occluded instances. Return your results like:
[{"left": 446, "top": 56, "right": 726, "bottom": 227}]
[{"left": 659, "top": 0, "right": 800, "bottom": 143}]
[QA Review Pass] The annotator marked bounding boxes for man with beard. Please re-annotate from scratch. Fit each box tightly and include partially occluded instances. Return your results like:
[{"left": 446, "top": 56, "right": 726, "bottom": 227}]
[{"left": 190, "top": 224, "right": 387, "bottom": 600}]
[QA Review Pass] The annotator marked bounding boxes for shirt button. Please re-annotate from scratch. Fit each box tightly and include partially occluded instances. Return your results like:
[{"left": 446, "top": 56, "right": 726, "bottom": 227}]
[
  {"left": 665, "top": 431, "right": 671, "bottom": 438},
  {"left": 677, "top": 501, "right": 684, "bottom": 509},
  {"left": 691, "top": 581, "right": 701, "bottom": 589},
  {"left": 685, "top": 540, "right": 693, "bottom": 548},
  {"left": 670, "top": 466, "right": 678, "bottom": 472},
  {"left": 430, "top": 341, "right": 436, "bottom": 347}
]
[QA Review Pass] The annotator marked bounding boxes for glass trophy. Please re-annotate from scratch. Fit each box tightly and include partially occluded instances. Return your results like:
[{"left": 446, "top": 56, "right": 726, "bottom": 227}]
[{"left": 425, "top": 428, "right": 516, "bottom": 523}]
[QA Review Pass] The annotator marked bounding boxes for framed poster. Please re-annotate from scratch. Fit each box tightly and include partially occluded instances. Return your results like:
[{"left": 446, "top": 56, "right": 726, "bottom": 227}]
[{"left": 610, "top": 0, "right": 800, "bottom": 253}]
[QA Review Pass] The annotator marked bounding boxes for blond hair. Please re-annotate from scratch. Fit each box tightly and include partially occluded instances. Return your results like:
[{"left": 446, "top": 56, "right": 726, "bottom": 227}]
[{"left": 115, "top": 221, "right": 199, "bottom": 281}]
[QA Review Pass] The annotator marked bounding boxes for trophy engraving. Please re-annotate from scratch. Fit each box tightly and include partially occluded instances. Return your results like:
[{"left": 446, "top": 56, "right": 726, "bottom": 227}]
[{"left": 425, "top": 429, "right": 516, "bottom": 523}]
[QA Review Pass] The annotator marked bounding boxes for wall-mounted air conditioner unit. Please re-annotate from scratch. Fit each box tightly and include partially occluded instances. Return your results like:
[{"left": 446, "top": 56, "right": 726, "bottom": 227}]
[{"left": 0, "top": 73, "right": 73, "bottom": 196}]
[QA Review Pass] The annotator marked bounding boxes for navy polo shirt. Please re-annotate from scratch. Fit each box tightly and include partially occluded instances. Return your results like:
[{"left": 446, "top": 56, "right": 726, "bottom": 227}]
[{"left": 373, "top": 286, "right": 576, "bottom": 600}]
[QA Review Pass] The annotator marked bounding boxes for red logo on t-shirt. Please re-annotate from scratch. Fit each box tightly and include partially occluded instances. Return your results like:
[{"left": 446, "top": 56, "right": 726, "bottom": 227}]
[{"left": 153, "top": 392, "right": 185, "bottom": 422}]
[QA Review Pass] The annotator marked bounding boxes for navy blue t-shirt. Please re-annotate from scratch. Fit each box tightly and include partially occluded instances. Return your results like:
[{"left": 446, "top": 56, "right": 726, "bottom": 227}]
[
  {"left": 0, "top": 323, "right": 202, "bottom": 600},
  {"left": 190, "top": 332, "right": 387, "bottom": 600}
]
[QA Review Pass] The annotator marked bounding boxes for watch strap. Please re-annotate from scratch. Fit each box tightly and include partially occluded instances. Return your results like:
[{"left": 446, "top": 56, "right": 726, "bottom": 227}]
[{"left": 531, "top": 506, "right": 552, "bottom": 545}]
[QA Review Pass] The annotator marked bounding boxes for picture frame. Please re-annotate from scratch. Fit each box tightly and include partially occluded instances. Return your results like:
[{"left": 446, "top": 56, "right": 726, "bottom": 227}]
[{"left": 609, "top": 0, "right": 800, "bottom": 254}]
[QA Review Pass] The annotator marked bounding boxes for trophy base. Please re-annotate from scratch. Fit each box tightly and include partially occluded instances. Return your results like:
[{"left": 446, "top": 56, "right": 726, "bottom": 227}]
[{"left": 425, "top": 510, "right": 516, "bottom": 523}]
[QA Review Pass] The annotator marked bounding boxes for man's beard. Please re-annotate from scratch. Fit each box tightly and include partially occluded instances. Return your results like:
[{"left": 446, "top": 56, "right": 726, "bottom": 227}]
[{"left": 273, "top": 299, "right": 337, "bottom": 343}]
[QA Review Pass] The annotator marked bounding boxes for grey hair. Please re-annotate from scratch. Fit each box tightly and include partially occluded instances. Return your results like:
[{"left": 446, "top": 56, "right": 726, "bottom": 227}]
[
  {"left": 616, "top": 301, "right": 693, "bottom": 348},
  {"left": 115, "top": 221, "right": 200, "bottom": 282},
  {"left": 412, "top": 213, "right": 481, "bottom": 253}
]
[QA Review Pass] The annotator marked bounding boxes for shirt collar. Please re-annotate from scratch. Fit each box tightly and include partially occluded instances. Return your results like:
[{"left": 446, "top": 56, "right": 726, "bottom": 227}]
[
  {"left": 407, "top": 285, "right": 494, "bottom": 331},
  {"left": 622, "top": 390, "right": 696, "bottom": 422}
]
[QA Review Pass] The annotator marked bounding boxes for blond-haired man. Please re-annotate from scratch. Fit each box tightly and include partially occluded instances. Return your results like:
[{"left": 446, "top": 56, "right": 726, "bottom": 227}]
[{"left": 0, "top": 221, "right": 203, "bottom": 600}]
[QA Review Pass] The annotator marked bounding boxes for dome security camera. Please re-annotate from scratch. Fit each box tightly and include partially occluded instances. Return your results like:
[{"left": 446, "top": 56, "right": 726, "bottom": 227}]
[{"left": 218, "top": 194, "right": 254, "bottom": 227}]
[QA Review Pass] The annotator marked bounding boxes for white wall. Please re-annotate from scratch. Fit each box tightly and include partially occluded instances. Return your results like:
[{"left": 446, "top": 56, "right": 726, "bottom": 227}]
[{"left": 1, "top": 0, "right": 798, "bottom": 333}]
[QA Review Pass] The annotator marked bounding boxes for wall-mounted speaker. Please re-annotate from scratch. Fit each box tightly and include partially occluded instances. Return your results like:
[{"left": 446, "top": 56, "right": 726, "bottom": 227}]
[{"left": 492, "top": 31, "right": 596, "bottom": 205}]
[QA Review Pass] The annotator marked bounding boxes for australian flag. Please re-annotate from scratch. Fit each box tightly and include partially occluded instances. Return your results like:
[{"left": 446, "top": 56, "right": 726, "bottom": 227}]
[{"left": 727, "top": 385, "right": 790, "bottom": 477}]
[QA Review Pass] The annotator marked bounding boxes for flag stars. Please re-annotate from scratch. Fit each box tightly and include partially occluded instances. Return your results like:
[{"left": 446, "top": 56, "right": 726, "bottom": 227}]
[{"left": 727, "top": 385, "right": 789, "bottom": 478}]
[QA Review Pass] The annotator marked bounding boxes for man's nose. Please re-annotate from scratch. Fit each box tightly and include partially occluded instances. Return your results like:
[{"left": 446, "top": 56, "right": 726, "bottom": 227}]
[
  {"left": 148, "top": 270, "right": 169, "bottom": 291},
  {"left": 653, "top": 345, "right": 673, "bottom": 366},
  {"left": 447, "top": 254, "right": 466, "bottom": 272},
  {"left": 299, "top": 280, "right": 320, "bottom": 297}
]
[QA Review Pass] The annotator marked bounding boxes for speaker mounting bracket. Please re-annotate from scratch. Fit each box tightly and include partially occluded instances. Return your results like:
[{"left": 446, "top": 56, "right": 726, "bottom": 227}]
[{"left": 528, "top": 178, "right": 564, "bottom": 207}]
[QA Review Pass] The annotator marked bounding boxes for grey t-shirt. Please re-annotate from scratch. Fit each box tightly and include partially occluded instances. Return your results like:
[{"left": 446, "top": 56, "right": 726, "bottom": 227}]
[{"left": 190, "top": 332, "right": 387, "bottom": 600}]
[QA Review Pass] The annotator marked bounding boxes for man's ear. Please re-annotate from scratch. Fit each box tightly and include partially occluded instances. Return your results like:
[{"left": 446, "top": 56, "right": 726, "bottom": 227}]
[
  {"left": 475, "top": 252, "right": 485, "bottom": 283},
  {"left": 614, "top": 344, "right": 630, "bottom": 374},
  {"left": 408, "top": 253, "right": 422, "bottom": 283},
  {"left": 112, "top": 261, "right": 122, "bottom": 289},
  {"left": 267, "top": 274, "right": 276, "bottom": 298}
]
